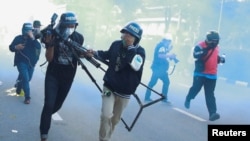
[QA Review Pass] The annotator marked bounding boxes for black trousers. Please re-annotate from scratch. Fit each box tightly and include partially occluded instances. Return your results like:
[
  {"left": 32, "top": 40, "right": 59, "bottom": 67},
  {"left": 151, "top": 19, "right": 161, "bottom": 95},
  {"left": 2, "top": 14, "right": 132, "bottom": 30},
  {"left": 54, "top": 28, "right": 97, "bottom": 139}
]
[
  {"left": 40, "top": 66, "right": 75, "bottom": 135},
  {"left": 186, "top": 76, "right": 217, "bottom": 116}
]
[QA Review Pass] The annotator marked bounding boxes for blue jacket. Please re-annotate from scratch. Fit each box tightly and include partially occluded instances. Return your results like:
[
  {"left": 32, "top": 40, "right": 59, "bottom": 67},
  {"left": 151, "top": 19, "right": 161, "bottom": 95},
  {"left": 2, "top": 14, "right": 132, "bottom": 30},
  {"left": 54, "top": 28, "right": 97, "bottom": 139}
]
[
  {"left": 9, "top": 35, "right": 41, "bottom": 67},
  {"left": 151, "top": 39, "right": 172, "bottom": 71},
  {"left": 96, "top": 40, "right": 145, "bottom": 97}
]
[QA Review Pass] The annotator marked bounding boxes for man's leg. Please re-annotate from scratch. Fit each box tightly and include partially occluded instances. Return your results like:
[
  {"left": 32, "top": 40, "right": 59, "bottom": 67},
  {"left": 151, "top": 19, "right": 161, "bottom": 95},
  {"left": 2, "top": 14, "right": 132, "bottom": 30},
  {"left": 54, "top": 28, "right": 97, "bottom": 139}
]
[
  {"left": 99, "top": 87, "right": 116, "bottom": 141},
  {"left": 111, "top": 96, "right": 129, "bottom": 132},
  {"left": 184, "top": 76, "right": 204, "bottom": 109},
  {"left": 204, "top": 78, "right": 219, "bottom": 121},
  {"left": 40, "top": 73, "right": 59, "bottom": 140},
  {"left": 145, "top": 71, "right": 158, "bottom": 101},
  {"left": 17, "top": 63, "right": 31, "bottom": 103},
  {"left": 160, "top": 72, "right": 170, "bottom": 102},
  {"left": 15, "top": 73, "right": 22, "bottom": 94}
]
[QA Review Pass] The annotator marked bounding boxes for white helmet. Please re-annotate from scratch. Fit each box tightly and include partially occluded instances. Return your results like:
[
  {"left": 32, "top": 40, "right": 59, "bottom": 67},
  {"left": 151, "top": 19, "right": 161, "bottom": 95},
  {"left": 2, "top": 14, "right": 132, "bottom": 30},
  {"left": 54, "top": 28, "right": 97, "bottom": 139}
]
[{"left": 164, "top": 33, "right": 173, "bottom": 41}]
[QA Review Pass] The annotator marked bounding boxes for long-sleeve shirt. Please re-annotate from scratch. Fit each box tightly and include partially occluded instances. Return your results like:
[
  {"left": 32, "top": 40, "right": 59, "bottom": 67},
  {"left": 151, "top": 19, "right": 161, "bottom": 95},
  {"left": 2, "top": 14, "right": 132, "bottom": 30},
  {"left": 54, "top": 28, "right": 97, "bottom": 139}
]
[{"left": 9, "top": 35, "right": 41, "bottom": 67}]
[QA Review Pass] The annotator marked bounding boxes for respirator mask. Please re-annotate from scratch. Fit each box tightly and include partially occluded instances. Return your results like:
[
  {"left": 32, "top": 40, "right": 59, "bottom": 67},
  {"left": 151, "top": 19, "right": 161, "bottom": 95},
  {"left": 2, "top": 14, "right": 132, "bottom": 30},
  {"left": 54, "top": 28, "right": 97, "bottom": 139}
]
[{"left": 55, "top": 23, "right": 75, "bottom": 40}]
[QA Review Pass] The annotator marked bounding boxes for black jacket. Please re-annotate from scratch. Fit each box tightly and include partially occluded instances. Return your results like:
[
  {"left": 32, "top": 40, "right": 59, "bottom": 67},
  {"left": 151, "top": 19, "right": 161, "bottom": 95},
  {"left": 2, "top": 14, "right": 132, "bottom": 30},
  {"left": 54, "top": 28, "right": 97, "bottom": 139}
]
[
  {"left": 96, "top": 40, "right": 145, "bottom": 97},
  {"left": 46, "top": 30, "right": 84, "bottom": 79}
]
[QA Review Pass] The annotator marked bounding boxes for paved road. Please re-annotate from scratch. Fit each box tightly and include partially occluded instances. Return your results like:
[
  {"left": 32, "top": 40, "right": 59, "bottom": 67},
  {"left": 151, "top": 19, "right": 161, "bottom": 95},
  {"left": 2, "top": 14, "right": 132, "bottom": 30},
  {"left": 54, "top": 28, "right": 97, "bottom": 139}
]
[{"left": 0, "top": 47, "right": 249, "bottom": 141}]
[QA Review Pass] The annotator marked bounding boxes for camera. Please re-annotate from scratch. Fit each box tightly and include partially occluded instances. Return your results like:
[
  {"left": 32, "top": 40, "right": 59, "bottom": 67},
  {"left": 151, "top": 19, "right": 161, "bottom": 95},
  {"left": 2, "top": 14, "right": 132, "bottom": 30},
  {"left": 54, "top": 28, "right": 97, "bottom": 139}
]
[
  {"left": 169, "top": 55, "right": 179, "bottom": 63},
  {"left": 41, "top": 13, "right": 58, "bottom": 39},
  {"left": 172, "top": 57, "right": 179, "bottom": 64}
]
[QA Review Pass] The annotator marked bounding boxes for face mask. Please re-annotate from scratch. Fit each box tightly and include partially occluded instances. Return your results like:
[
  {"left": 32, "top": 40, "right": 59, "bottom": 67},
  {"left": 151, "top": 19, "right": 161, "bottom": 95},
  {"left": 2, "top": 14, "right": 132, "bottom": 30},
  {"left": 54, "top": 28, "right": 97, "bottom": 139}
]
[
  {"left": 206, "top": 40, "right": 218, "bottom": 49},
  {"left": 122, "top": 39, "right": 128, "bottom": 47},
  {"left": 62, "top": 27, "right": 75, "bottom": 39},
  {"left": 121, "top": 33, "right": 135, "bottom": 47}
]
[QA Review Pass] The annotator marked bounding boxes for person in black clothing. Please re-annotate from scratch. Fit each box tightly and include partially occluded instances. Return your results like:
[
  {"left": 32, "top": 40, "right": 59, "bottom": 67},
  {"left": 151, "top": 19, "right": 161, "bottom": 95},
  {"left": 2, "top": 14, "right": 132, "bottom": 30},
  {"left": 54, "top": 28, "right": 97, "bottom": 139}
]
[
  {"left": 39, "top": 12, "right": 84, "bottom": 141},
  {"left": 9, "top": 22, "right": 41, "bottom": 104},
  {"left": 87, "top": 22, "right": 145, "bottom": 141}
]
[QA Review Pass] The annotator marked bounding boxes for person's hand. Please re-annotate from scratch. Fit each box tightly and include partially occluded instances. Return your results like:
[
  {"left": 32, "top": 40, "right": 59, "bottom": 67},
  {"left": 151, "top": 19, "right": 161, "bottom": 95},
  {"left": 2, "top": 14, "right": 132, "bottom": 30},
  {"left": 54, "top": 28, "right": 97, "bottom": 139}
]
[
  {"left": 167, "top": 53, "right": 176, "bottom": 59},
  {"left": 15, "top": 44, "right": 25, "bottom": 50},
  {"left": 27, "top": 30, "right": 35, "bottom": 40},
  {"left": 43, "top": 34, "right": 55, "bottom": 47},
  {"left": 85, "top": 49, "right": 95, "bottom": 58}
]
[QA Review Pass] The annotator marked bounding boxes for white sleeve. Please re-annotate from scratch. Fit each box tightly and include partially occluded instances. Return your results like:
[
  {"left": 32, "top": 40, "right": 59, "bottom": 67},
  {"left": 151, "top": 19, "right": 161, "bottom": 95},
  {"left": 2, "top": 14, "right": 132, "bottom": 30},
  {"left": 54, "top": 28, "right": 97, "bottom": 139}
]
[{"left": 130, "top": 54, "right": 143, "bottom": 71}]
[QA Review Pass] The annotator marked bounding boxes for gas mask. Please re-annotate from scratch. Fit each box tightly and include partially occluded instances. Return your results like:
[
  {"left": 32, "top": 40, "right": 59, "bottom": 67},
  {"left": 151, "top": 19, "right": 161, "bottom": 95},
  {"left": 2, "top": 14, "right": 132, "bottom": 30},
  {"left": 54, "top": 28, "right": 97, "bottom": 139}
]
[{"left": 56, "top": 24, "right": 75, "bottom": 40}]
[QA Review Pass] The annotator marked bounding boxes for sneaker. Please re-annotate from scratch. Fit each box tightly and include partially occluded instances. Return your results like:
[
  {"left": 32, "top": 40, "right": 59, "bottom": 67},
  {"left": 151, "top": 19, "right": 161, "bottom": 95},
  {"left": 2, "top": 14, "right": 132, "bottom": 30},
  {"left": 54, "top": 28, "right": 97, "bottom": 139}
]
[
  {"left": 24, "top": 99, "right": 30, "bottom": 104},
  {"left": 209, "top": 113, "right": 220, "bottom": 121},
  {"left": 162, "top": 100, "right": 172, "bottom": 105},
  {"left": 18, "top": 89, "right": 25, "bottom": 96},
  {"left": 41, "top": 134, "right": 48, "bottom": 141},
  {"left": 184, "top": 98, "right": 190, "bottom": 109}
]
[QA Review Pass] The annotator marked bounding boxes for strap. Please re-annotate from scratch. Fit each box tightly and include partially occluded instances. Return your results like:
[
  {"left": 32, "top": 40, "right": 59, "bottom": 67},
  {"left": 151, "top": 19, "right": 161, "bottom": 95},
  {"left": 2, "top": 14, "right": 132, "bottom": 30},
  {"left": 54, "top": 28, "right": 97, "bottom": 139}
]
[{"left": 203, "top": 48, "right": 215, "bottom": 63}]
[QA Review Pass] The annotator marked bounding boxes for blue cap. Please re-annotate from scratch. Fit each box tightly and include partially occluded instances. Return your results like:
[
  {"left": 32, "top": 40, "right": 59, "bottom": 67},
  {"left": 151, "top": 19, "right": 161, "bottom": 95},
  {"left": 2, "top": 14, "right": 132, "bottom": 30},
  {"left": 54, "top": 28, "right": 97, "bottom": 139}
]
[{"left": 22, "top": 23, "right": 33, "bottom": 35}]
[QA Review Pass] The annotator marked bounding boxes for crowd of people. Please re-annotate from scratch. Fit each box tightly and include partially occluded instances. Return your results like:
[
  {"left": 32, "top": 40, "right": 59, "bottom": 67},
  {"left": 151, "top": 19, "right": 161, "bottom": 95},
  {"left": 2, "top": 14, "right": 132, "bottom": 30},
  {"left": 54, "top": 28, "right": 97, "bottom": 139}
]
[{"left": 7, "top": 11, "right": 225, "bottom": 141}]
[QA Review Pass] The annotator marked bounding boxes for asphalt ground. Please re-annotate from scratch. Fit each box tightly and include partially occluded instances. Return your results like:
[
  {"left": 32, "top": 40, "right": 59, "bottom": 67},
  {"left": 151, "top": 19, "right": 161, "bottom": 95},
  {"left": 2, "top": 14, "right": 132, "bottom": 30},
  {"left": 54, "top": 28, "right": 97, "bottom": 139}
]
[{"left": 0, "top": 46, "right": 250, "bottom": 141}]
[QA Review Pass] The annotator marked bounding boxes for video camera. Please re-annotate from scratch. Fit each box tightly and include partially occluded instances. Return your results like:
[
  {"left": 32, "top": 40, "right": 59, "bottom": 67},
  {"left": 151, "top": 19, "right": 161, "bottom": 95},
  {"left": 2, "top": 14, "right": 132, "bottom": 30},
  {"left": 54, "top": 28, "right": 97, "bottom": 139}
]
[
  {"left": 41, "top": 13, "right": 58, "bottom": 41},
  {"left": 169, "top": 54, "right": 179, "bottom": 64},
  {"left": 171, "top": 57, "right": 179, "bottom": 64}
]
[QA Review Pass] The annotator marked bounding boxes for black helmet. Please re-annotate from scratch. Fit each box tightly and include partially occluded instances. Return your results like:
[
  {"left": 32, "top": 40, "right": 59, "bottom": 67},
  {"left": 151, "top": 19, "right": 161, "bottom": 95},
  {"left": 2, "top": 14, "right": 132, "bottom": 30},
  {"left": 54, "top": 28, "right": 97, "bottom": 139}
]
[
  {"left": 206, "top": 30, "right": 220, "bottom": 42},
  {"left": 59, "top": 12, "right": 78, "bottom": 27},
  {"left": 120, "top": 22, "right": 143, "bottom": 45},
  {"left": 205, "top": 30, "right": 220, "bottom": 48}
]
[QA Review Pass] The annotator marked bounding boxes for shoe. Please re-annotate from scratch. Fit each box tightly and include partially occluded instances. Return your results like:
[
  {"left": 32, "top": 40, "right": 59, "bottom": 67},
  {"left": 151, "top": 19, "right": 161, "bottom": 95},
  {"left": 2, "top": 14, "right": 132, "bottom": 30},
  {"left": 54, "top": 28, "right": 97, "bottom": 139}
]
[
  {"left": 41, "top": 134, "right": 48, "bottom": 141},
  {"left": 24, "top": 99, "right": 30, "bottom": 104},
  {"left": 162, "top": 100, "right": 172, "bottom": 105},
  {"left": 209, "top": 113, "right": 220, "bottom": 121},
  {"left": 16, "top": 89, "right": 21, "bottom": 95},
  {"left": 18, "top": 89, "right": 25, "bottom": 96},
  {"left": 184, "top": 98, "right": 190, "bottom": 109}
]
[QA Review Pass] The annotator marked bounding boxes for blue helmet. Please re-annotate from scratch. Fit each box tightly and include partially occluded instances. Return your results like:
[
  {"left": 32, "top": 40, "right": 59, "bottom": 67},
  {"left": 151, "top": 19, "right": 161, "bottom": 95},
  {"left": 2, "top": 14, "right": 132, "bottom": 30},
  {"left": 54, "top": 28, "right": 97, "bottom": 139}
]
[
  {"left": 22, "top": 23, "right": 33, "bottom": 35},
  {"left": 56, "top": 12, "right": 78, "bottom": 39},
  {"left": 120, "top": 22, "right": 143, "bottom": 45},
  {"left": 59, "top": 12, "right": 78, "bottom": 27}
]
